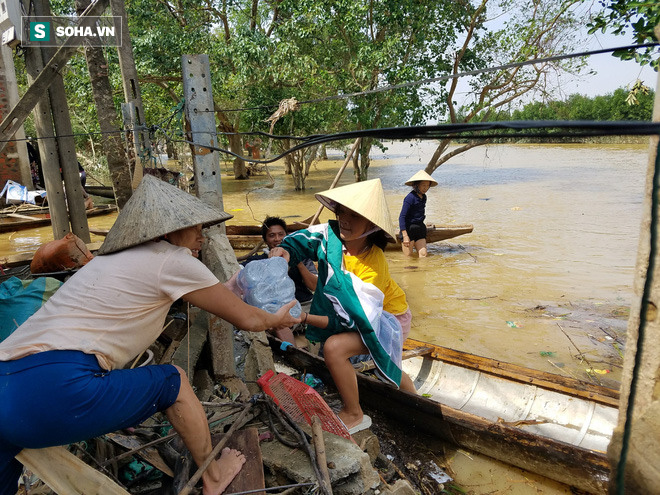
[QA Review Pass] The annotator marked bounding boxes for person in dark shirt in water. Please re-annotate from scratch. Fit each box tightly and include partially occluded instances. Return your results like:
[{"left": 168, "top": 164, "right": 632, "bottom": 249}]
[{"left": 399, "top": 170, "right": 437, "bottom": 257}]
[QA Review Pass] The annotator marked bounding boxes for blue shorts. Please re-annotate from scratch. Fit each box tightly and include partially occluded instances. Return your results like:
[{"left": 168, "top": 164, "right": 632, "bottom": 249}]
[{"left": 0, "top": 350, "right": 180, "bottom": 494}]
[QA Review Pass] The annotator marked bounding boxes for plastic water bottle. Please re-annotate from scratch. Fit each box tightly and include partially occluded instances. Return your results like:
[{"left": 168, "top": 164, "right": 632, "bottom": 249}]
[{"left": 236, "top": 257, "right": 301, "bottom": 317}]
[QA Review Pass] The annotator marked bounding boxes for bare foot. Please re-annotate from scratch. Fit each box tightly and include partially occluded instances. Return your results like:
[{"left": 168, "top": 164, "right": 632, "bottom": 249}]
[{"left": 202, "top": 447, "right": 246, "bottom": 495}]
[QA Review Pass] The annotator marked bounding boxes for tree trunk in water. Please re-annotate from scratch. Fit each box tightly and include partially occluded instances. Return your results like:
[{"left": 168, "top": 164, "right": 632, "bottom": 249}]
[
  {"left": 427, "top": 138, "right": 451, "bottom": 172},
  {"left": 229, "top": 134, "right": 246, "bottom": 179},
  {"left": 353, "top": 137, "right": 373, "bottom": 181},
  {"left": 352, "top": 147, "right": 360, "bottom": 181},
  {"left": 76, "top": 0, "right": 131, "bottom": 209},
  {"left": 166, "top": 140, "right": 178, "bottom": 159},
  {"left": 216, "top": 111, "right": 246, "bottom": 179}
]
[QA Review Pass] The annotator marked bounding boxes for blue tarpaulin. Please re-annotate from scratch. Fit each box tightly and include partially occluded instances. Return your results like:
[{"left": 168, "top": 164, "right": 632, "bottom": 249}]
[{"left": 0, "top": 276, "right": 62, "bottom": 342}]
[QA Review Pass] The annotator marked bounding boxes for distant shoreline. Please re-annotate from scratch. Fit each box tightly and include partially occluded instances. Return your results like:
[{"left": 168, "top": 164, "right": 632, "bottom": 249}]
[{"left": 454, "top": 135, "right": 651, "bottom": 145}]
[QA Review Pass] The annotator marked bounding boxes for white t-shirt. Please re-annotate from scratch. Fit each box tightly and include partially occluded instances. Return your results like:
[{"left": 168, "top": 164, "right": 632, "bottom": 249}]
[{"left": 0, "top": 241, "right": 219, "bottom": 370}]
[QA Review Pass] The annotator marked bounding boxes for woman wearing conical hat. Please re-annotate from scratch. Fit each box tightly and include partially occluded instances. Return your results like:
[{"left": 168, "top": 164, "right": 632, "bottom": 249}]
[
  {"left": 0, "top": 175, "right": 300, "bottom": 495},
  {"left": 399, "top": 170, "right": 438, "bottom": 257},
  {"left": 270, "top": 178, "right": 417, "bottom": 434}
]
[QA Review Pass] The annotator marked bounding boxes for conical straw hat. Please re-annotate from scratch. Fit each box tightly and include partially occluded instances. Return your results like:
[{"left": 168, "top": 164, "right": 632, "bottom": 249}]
[
  {"left": 404, "top": 170, "right": 438, "bottom": 187},
  {"left": 98, "top": 175, "right": 233, "bottom": 255},
  {"left": 315, "top": 178, "right": 396, "bottom": 242}
]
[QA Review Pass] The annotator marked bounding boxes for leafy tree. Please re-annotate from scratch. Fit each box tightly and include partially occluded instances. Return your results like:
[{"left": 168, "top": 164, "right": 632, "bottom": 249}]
[
  {"left": 425, "top": 0, "right": 588, "bottom": 173},
  {"left": 587, "top": 0, "right": 660, "bottom": 70},
  {"left": 507, "top": 87, "right": 654, "bottom": 124},
  {"left": 291, "top": 0, "right": 471, "bottom": 181}
]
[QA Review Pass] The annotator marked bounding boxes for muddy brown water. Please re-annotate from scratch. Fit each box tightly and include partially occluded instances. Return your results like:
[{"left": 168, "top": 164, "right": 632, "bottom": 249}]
[{"left": 2, "top": 141, "right": 650, "bottom": 493}]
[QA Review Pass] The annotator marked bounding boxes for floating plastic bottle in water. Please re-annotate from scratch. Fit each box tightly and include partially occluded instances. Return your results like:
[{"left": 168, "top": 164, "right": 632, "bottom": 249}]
[{"left": 237, "top": 257, "right": 301, "bottom": 317}]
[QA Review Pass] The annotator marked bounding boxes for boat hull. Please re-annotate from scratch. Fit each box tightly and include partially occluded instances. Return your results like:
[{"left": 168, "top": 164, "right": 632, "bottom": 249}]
[
  {"left": 0, "top": 205, "right": 117, "bottom": 234},
  {"left": 225, "top": 222, "right": 474, "bottom": 250},
  {"left": 267, "top": 335, "right": 614, "bottom": 494}
]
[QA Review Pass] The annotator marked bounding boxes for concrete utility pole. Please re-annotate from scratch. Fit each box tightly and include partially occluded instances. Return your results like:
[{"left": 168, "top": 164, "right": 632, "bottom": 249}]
[
  {"left": 607, "top": 24, "right": 660, "bottom": 494},
  {"left": 111, "top": 0, "right": 152, "bottom": 181},
  {"left": 22, "top": 30, "right": 69, "bottom": 237},
  {"left": 181, "top": 54, "right": 224, "bottom": 212},
  {"left": 181, "top": 55, "right": 268, "bottom": 396}
]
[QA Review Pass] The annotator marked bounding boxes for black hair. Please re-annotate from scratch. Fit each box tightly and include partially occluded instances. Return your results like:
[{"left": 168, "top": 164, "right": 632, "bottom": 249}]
[
  {"left": 367, "top": 230, "right": 389, "bottom": 251},
  {"left": 261, "top": 216, "right": 287, "bottom": 241}
]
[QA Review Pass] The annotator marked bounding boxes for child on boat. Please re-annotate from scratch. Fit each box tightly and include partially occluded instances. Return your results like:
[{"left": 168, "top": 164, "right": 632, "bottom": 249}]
[
  {"left": 269, "top": 178, "right": 416, "bottom": 434},
  {"left": 399, "top": 170, "right": 438, "bottom": 257},
  {"left": 0, "top": 176, "right": 300, "bottom": 495}
]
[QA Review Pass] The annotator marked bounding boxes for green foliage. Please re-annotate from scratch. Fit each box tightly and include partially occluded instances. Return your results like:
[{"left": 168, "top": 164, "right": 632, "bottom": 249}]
[
  {"left": 587, "top": 0, "right": 660, "bottom": 70},
  {"left": 508, "top": 87, "right": 655, "bottom": 122},
  {"left": 13, "top": 0, "right": 620, "bottom": 185}
]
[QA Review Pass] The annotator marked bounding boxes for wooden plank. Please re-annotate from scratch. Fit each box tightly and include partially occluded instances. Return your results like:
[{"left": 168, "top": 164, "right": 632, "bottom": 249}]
[
  {"left": 17, "top": 446, "right": 129, "bottom": 495},
  {"left": 7, "top": 213, "right": 39, "bottom": 220},
  {"left": 404, "top": 338, "right": 619, "bottom": 407},
  {"left": 353, "top": 346, "right": 434, "bottom": 372},
  {"left": 105, "top": 432, "right": 174, "bottom": 477},
  {"left": 0, "top": 0, "right": 111, "bottom": 153},
  {"left": 213, "top": 428, "right": 265, "bottom": 495}
]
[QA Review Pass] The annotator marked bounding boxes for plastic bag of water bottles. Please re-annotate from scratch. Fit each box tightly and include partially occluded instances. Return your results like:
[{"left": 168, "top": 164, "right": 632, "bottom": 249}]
[{"left": 237, "top": 257, "right": 302, "bottom": 317}]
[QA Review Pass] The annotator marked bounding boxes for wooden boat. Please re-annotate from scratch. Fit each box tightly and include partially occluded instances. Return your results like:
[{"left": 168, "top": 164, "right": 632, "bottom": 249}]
[
  {"left": 225, "top": 222, "right": 474, "bottom": 250},
  {"left": 0, "top": 204, "right": 117, "bottom": 234},
  {"left": 267, "top": 335, "right": 617, "bottom": 494},
  {"left": 84, "top": 185, "right": 115, "bottom": 199}
]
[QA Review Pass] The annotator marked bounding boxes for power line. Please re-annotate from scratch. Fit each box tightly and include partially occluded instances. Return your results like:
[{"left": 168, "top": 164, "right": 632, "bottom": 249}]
[
  {"left": 157, "top": 120, "right": 660, "bottom": 165},
  {"left": 210, "top": 43, "right": 660, "bottom": 114}
]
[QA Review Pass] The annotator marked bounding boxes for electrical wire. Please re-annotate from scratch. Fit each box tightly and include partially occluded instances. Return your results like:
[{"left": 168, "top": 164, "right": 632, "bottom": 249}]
[
  {"left": 155, "top": 120, "right": 660, "bottom": 165},
  {"left": 210, "top": 42, "right": 660, "bottom": 114}
]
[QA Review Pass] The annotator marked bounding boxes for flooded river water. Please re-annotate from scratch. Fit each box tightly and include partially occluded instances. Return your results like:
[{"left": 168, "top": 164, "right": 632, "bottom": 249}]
[
  {"left": 1, "top": 140, "right": 651, "bottom": 493},
  {"left": 2, "top": 141, "right": 649, "bottom": 384},
  {"left": 226, "top": 140, "right": 647, "bottom": 389}
]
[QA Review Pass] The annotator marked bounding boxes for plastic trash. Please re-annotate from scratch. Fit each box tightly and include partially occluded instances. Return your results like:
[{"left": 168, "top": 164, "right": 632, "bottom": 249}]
[
  {"left": 237, "top": 257, "right": 301, "bottom": 317},
  {"left": 428, "top": 460, "right": 453, "bottom": 484},
  {"left": 302, "top": 373, "right": 323, "bottom": 389}
]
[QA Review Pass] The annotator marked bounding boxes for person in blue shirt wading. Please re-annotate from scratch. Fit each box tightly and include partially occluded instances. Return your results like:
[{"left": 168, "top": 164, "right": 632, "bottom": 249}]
[{"left": 398, "top": 170, "right": 437, "bottom": 257}]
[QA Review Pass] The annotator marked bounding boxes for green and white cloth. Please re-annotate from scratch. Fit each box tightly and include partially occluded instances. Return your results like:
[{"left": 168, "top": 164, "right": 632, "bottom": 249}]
[{"left": 281, "top": 220, "right": 403, "bottom": 387}]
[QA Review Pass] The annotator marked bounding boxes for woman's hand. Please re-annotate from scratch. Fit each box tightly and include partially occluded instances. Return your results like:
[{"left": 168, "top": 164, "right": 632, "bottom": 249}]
[
  {"left": 273, "top": 300, "right": 300, "bottom": 328},
  {"left": 223, "top": 269, "right": 243, "bottom": 297},
  {"left": 269, "top": 246, "right": 290, "bottom": 262},
  {"left": 402, "top": 236, "right": 410, "bottom": 247}
]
